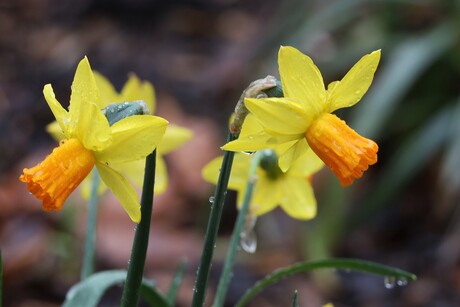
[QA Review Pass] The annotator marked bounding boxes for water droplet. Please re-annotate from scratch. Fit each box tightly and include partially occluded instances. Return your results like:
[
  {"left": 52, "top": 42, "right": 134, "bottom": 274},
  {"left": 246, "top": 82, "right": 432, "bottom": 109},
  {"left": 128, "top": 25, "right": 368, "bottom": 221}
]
[
  {"left": 209, "top": 196, "right": 215, "bottom": 204},
  {"left": 240, "top": 215, "right": 257, "bottom": 253},
  {"left": 384, "top": 276, "right": 397, "bottom": 289},
  {"left": 396, "top": 278, "right": 408, "bottom": 287},
  {"left": 240, "top": 230, "right": 257, "bottom": 253},
  {"left": 242, "top": 151, "right": 255, "bottom": 155}
]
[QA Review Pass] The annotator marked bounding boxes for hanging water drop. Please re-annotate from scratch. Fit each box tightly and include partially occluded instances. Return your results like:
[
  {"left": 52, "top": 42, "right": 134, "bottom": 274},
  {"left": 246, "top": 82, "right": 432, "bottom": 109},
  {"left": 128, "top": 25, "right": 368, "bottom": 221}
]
[
  {"left": 240, "top": 230, "right": 257, "bottom": 253},
  {"left": 384, "top": 276, "right": 397, "bottom": 289},
  {"left": 209, "top": 196, "right": 215, "bottom": 204},
  {"left": 396, "top": 278, "right": 408, "bottom": 287},
  {"left": 240, "top": 215, "right": 257, "bottom": 253}
]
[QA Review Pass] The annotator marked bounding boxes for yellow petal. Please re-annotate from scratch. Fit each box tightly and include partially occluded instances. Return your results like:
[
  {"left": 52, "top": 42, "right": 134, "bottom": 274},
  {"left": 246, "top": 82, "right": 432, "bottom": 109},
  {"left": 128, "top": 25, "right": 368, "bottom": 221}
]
[
  {"left": 154, "top": 155, "right": 168, "bottom": 194},
  {"left": 222, "top": 132, "right": 274, "bottom": 152},
  {"left": 46, "top": 121, "right": 67, "bottom": 142},
  {"left": 239, "top": 114, "right": 264, "bottom": 137},
  {"left": 96, "top": 162, "right": 140, "bottom": 223},
  {"left": 121, "top": 74, "right": 156, "bottom": 113},
  {"left": 69, "top": 57, "right": 103, "bottom": 121},
  {"left": 202, "top": 153, "right": 251, "bottom": 191},
  {"left": 96, "top": 115, "right": 168, "bottom": 163},
  {"left": 280, "top": 177, "right": 317, "bottom": 220},
  {"left": 289, "top": 149, "right": 324, "bottom": 177},
  {"left": 80, "top": 168, "right": 107, "bottom": 200},
  {"left": 245, "top": 97, "right": 313, "bottom": 135},
  {"left": 278, "top": 46, "right": 326, "bottom": 112},
  {"left": 250, "top": 177, "right": 281, "bottom": 216},
  {"left": 112, "top": 156, "right": 168, "bottom": 194},
  {"left": 278, "top": 139, "right": 310, "bottom": 172},
  {"left": 79, "top": 102, "right": 112, "bottom": 152},
  {"left": 326, "top": 50, "right": 381, "bottom": 112},
  {"left": 159, "top": 124, "right": 193, "bottom": 154},
  {"left": 202, "top": 156, "right": 223, "bottom": 185},
  {"left": 67, "top": 57, "right": 112, "bottom": 149},
  {"left": 94, "top": 71, "right": 121, "bottom": 107},
  {"left": 43, "top": 84, "right": 70, "bottom": 138}
]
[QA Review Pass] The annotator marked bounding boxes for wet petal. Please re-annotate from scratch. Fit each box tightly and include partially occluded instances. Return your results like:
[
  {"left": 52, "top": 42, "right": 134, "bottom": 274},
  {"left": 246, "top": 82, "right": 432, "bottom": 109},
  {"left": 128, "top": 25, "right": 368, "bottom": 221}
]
[
  {"left": 159, "top": 124, "right": 193, "bottom": 154},
  {"left": 96, "top": 115, "right": 168, "bottom": 163},
  {"left": 280, "top": 177, "right": 317, "bottom": 220},
  {"left": 96, "top": 162, "right": 140, "bottom": 223},
  {"left": 326, "top": 50, "right": 381, "bottom": 112},
  {"left": 79, "top": 102, "right": 112, "bottom": 152},
  {"left": 222, "top": 132, "right": 275, "bottom": 152},
  {"left": 121, "top": 74, "right": 156, "bottom": 113},
  {"left": 69, "top": 57, "right": 103, "bottom": 122},
  {"left": 43, "top": 84, "right": 70, "bottom": 138},
  {"left": 239, "top": 114, "right": 264, "bottom": 137},
  {"left": 245, "top": 97, "right": 313, "bottom": 135},
  {"left": 278, "top": 46, "right": 326, "bottom": 112}
]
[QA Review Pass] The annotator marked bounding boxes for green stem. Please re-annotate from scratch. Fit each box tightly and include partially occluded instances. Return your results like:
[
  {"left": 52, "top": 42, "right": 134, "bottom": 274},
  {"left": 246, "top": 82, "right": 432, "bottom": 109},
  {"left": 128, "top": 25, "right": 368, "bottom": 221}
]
[
  {"left": 213, "top": 151, "right": 263, "bottom": 307},
  {"left": 81, "top": 169, "right": 100, "bottom": 280},
  {"left": 191, "top": 132, "right": 238, "bottom": 307},
  {"left": 235, "top": 258, "right": 417, "bottom": 307},
  {"left": 121, "top": 150, "right": 157, "bottom": 307}
]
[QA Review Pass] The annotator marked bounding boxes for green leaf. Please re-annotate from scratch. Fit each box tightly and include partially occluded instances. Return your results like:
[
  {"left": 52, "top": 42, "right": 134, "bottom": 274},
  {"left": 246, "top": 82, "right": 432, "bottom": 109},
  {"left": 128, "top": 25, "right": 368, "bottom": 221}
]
[
  {"left": 235, "top": 258, "right": 416, "bottom": 307},
  {"left": 63, "top": 270, "right": 170, "bottom": 307},
  {"left": 166, "top": 259, "right": 187, "bottom": 305}
]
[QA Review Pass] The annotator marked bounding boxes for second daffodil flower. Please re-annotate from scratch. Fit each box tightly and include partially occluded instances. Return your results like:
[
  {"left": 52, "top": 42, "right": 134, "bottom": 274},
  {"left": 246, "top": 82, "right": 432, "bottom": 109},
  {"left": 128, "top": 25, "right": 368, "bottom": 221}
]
[
  {"left": 203, "top": 149, "right": 324, "bottom": 220},
  {"left": 19, "top": 57, "right": 168, "bottom": 223},
  {"left": 224, "top": 46, "right": 381, "bottom": 186}
]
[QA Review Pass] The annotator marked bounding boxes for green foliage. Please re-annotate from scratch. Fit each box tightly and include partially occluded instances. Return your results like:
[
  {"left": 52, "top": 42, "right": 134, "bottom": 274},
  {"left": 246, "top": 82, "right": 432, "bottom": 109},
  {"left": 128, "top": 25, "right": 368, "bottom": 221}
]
[
  {"left": 235, "top": 258, "right": 416, "bottom": 307},
  {"left": 166, "top": 259, "right": 187, "bottom": 305},
  {"left": 63, "top": 270, "right": 170, "bottom": 307}
]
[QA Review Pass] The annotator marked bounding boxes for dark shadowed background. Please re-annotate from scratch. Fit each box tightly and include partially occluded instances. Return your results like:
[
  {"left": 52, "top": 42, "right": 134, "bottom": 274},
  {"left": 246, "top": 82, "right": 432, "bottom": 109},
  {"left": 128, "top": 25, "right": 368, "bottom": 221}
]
[{"left": 1, "top": 0, "right": 460, "bottom": 306}]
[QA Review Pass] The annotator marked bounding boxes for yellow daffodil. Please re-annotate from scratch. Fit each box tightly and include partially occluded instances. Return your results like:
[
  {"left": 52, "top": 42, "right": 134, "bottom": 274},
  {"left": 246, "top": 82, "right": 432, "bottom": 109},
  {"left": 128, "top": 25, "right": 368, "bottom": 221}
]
[
  {"left": 202, "top": 148, "right": 324, "bottom": 219},
  {"left": 47, "top": 72, "right": 192, "bottom": 195},
  {"left": 20, "top": 57, "right": 168, "bottom": 222},
  {"left": 223, "top": 46, "right": 380, "bottom": 186}
]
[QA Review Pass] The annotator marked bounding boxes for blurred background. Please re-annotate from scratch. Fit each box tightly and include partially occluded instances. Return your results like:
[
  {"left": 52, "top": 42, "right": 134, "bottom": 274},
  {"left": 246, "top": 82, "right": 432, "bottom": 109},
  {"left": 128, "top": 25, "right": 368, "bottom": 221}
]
[{"left": 1, "top": 0, "right": 460, "bottom": 306}]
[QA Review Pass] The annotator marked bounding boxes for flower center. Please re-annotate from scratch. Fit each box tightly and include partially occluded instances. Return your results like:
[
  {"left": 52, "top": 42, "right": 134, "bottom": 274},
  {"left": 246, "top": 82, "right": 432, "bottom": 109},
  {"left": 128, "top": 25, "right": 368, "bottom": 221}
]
[
  {"left": 20, "top": 138, "right": 96, "bottom": 211},
  {"left": 305, "top": 113, "right": 378, "bottom": 186},
  {"left": 259, "top": 149, "right": 284, "bottom": 180}
]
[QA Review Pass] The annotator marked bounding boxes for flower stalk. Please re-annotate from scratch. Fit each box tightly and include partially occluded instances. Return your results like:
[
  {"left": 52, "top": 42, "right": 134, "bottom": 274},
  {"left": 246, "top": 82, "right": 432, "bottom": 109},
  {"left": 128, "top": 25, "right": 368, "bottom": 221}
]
[
  {"left": 81, "top": 169, "right": 100, "bottom": 280},
  {"left": 121, "top": 150, "right": 157, "bottom": 307},
  {"left": 191, "top": 132, "right": 238, "bottom": 307},
  {"left": 213, "top": 151, "right": 263, "bottom": 307}
]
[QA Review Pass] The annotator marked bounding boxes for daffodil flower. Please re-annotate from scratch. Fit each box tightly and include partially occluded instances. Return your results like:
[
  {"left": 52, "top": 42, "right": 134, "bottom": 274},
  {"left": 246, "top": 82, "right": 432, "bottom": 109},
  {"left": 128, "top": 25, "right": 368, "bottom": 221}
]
[
  {"left": 202, "top": 147, "right": 324, "bottom": 220},
  {"left": 223, "top": 46, "right": 381, "bottom": 186},
  {"left": 20, "top": 57, "right": 168, "bottom": 222},
  {"left": 47, "top": 72, "right": 192, "bottom": 196}
]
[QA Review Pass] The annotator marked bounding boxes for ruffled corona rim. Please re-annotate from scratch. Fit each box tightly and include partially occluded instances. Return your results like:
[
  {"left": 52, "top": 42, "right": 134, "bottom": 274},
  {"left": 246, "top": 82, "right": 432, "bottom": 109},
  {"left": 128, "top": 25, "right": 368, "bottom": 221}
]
[
  {"left": 305, "top": 113, "right": 378, "bottom": 186},
  {"left": 20, "top": 138, "right": 96, "bottom": 211}
]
